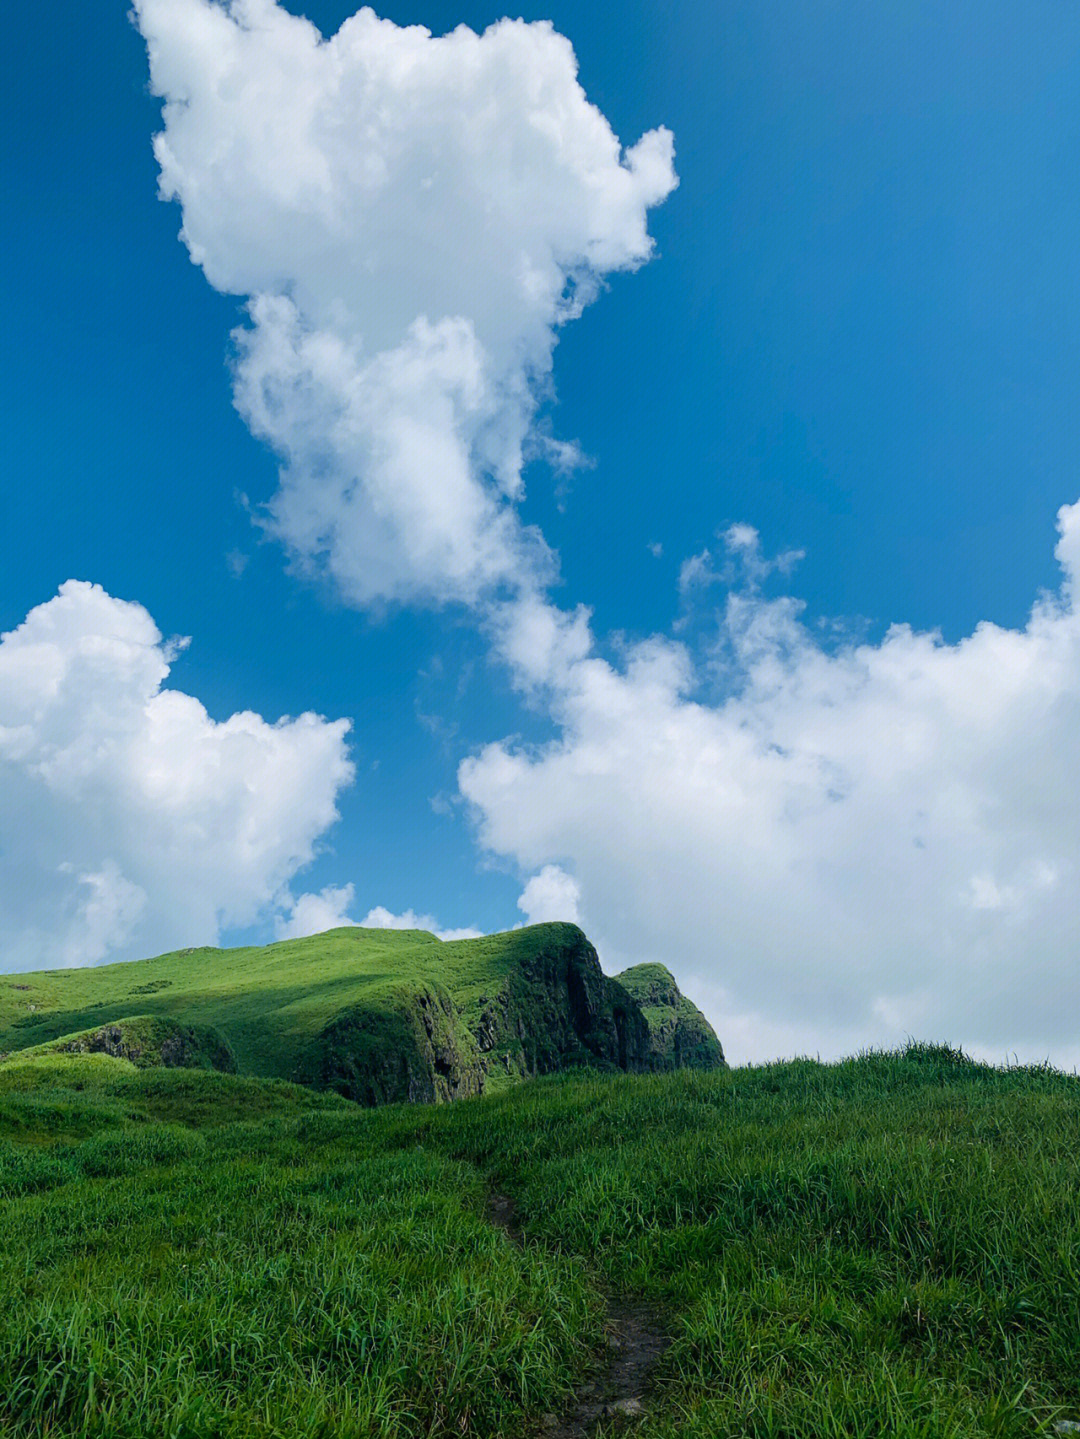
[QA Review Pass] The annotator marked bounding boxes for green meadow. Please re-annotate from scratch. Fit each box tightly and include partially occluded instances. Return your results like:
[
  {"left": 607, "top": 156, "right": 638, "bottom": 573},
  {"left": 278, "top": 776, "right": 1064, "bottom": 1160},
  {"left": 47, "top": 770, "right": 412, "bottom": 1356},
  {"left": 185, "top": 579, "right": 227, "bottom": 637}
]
[
  {"left": 3, "top": 1042, "right": 1080, "bottom": 1438},
  {"left": 0, "top": 928, "right": 521, "bottom": 1082}
]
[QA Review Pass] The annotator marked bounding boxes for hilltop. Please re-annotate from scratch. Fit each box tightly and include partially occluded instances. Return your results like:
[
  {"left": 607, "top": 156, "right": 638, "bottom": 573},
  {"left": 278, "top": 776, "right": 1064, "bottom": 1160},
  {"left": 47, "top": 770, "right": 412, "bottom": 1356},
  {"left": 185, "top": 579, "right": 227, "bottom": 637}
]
[
  {"left": 616, "top": 961, "right": 725, "bottom": 1070},
  {"left": 0, "top": 922, "right": 724, "bottom": 1104}
]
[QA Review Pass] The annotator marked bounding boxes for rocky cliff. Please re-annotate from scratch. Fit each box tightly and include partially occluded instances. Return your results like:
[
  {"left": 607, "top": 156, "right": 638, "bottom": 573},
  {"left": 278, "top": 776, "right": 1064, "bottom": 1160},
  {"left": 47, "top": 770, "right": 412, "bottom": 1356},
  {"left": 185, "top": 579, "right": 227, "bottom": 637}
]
[
  {"left": 0, "top": 922, "right": 725, "bottom": 1107},
  {"left": 615, "top": 962, "right": 726, "bottom": 1070},
  {"left": 298, "top": 981, "right": 484, "bottom": 1105},
  {"left": 472, "top": 924, "right": 652, "bottom": 1082},
  {"left": 15, "top": 1015, "right": 237, "bottom": 1073},
  {"left": 298, "top": 925, "right": 724, "bottom": 1105}
]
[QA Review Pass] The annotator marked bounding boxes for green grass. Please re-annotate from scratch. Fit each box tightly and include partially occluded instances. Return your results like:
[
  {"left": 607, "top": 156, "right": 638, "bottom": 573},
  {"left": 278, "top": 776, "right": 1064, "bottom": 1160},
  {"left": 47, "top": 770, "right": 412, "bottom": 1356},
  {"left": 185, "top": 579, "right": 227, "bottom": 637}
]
[
  {"left": 0, "top": 1055, "right": 598, "bottom": 1439},
  {"left": 2, "top": 1042, "right": 1080, "bottom": 1436},
  {"left": 0, "top": 928, "right": 453, "bottom": 1080}
]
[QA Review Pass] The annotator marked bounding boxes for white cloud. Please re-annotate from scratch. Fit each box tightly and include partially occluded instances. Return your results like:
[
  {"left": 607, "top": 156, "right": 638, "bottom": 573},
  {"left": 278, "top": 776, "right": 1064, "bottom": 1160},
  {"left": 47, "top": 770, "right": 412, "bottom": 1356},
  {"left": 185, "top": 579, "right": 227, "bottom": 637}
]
[
  {"left": 360, "top": 905, "right": 482, "bottom": 942},
  {"left": 517, "top": 864, "right": 581, "bottom": 925},
  {"left": 133, "top": 0, "right": 676, "bottom": 609},
  {"left": 275, "top": 883, "right": 359, "bottom": 939},
  {"left": 0, "top": 582, "right": 353, "bottom": 971},
  {"left": 461, "top": 502, "right": 1080, "bottom": 1068},
  {"left": 129, "top": 2, "right": 1080, "bottom": 1072},
  {"left": 274, "top": 889, "right": 484, "bottom": 943},
  {"left": 677, "top": 548, "right": 715, "bottom": 599}
]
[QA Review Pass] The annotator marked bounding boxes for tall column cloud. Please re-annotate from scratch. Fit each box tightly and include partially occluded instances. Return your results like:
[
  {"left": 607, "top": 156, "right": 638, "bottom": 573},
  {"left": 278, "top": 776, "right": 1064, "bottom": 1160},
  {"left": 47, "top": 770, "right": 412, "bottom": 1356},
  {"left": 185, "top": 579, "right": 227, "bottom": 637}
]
[
  {"left": 133, "top": 0, "right": 676, "bottom": 607},
  {"left": 0, "top": 582, "right": 353, "bottom": 970}
]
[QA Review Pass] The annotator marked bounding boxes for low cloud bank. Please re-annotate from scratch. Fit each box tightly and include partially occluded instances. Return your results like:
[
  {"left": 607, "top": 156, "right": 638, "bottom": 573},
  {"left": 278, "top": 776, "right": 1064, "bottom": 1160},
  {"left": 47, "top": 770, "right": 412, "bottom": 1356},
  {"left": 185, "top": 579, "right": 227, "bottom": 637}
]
[
  {"left": 275, "top": 886, "right": 482, "bottom": 942},
  {"left": 468, "top": 508, "right": 1080, "bottom": 1068}
]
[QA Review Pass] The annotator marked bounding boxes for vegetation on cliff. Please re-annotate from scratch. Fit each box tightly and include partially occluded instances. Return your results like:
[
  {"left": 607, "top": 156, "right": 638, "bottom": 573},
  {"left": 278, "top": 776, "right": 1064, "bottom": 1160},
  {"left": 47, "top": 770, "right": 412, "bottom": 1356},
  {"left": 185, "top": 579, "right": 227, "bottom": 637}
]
[
  {"left": 615, "top": 962, "right": 725, "bottom": 1070},
  {"left": 11, "top": 1014, "right": 237, "bottom": 1073},
  {"left": 0, "top": 923, "right": 724, "bottom": 1104}
]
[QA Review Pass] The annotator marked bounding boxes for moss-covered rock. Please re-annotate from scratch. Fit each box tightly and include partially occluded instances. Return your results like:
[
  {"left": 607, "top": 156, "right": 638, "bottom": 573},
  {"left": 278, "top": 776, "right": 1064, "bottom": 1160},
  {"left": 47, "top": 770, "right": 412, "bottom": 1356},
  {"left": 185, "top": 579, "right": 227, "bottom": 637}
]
[
  {"left": 24, "top": 1015, "right": 237, "bottom": 1073},
  {"left": 615, "top": 963, "right": 726, "bottom": 1070},
  {"left": 298, "top": 981, "right": 484, "bottom": 1105},
  {"left": 474, "top": 924, "right": 653, "bottom": 1082}
]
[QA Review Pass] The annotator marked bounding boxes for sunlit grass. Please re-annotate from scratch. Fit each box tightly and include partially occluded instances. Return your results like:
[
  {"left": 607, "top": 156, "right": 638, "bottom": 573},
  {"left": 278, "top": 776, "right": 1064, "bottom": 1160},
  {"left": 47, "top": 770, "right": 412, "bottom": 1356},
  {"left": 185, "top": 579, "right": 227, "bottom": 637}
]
[{"left": 2, "top": 1043, "right": 1079, "bottom": 1436}]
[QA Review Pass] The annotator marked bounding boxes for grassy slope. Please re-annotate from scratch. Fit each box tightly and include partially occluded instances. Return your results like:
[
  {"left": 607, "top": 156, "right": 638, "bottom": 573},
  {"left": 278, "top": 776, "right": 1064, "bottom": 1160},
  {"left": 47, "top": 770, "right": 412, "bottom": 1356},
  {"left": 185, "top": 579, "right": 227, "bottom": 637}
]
[
  {"left": 2, "top": 1043, "right": 1080, "bottom": 1437},
  {"left": 0, "top": 926, "right": 587, "bottom": 1082}
]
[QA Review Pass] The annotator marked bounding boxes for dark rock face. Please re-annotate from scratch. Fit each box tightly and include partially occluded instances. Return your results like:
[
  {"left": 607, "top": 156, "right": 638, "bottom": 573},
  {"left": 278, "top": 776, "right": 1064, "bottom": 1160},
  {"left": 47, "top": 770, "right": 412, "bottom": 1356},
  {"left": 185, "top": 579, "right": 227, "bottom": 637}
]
[
  {"left": 299, "top": 982, "right": 484, "bottom": 1106},
  {"left": 299, "top": 926, "right": 724, "bottom": 1107},
  {"left": 614, "top": 963, "right": 726, "bottom": 1071},
  {"left": 481, "top": 926, "right": 653, "bottom": 1080}
]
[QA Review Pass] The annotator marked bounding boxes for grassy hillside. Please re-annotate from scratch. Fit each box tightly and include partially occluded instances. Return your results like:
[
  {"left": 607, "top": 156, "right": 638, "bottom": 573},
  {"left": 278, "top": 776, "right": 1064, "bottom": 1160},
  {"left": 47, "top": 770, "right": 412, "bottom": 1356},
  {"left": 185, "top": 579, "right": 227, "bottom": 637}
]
[
  {"left": 0, "top": 924, "right": 721, "bottom": 1102},
  {"left": 1, "top": 1043, "right": 1079, "bottom": 1437},
  {"left": 0, "top": 926, "right": 448, "bottom": 1081}
]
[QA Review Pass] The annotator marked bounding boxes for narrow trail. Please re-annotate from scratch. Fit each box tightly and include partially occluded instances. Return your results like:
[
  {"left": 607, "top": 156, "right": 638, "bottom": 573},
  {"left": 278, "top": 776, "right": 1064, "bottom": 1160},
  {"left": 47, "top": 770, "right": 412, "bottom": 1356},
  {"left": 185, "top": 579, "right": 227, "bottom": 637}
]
[{"left": 487, "top": 1193, "right": 670, "bottom": 1436}]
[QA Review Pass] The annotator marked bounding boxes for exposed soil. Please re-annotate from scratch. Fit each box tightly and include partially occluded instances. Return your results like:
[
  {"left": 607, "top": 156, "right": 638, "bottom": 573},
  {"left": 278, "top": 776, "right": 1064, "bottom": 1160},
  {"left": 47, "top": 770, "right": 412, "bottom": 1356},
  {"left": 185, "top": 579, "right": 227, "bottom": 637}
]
[{"left": 487, "top": 1193, "right": 670, "bottom": 1436}]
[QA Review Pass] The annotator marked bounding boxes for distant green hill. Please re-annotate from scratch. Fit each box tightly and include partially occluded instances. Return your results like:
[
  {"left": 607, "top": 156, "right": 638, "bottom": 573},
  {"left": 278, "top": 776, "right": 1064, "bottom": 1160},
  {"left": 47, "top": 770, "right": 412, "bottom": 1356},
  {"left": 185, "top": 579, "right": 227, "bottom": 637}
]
[{"left": 0, "top": 923, "right": 724, "bottom": 1104}]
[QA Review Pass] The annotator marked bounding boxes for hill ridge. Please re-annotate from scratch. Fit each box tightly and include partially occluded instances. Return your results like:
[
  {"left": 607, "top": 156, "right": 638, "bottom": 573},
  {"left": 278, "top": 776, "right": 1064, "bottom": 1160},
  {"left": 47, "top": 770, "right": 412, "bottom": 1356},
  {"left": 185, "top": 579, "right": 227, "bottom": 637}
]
[{"left": 0, "top": 922, "right": 725, "bottom": 1103}]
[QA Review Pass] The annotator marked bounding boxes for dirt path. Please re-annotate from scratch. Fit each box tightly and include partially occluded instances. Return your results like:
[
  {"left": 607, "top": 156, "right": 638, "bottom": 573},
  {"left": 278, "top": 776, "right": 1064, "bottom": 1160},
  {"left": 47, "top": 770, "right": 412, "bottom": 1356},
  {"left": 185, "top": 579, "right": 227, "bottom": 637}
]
[{"left": 488, "top": 1193, "right": 670, "bottom": 1436}]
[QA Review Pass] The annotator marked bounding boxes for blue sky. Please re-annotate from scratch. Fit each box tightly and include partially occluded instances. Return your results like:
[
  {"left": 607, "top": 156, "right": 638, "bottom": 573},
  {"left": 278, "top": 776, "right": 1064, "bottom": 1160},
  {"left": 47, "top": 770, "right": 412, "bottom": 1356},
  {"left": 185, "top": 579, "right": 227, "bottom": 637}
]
[{"left": 4, "top": 1, "right": 1080, "bottom": 1062}]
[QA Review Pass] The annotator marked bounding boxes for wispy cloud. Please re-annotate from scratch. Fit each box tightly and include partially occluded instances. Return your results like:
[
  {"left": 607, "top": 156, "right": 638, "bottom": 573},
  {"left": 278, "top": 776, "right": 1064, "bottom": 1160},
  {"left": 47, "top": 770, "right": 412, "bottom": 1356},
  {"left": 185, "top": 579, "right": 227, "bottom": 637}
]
[{"left": 679, "top": 524, "right": 806, "bottom": 602}]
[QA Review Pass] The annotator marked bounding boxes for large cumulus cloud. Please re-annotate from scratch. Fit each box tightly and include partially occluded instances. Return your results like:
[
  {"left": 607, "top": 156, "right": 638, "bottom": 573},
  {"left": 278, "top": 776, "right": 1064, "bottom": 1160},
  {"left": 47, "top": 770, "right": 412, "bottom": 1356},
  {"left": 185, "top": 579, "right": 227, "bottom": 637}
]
[
  {"left": 462, "top": 507, "right": 1080, "bottom": 1068},
  {"left": 133, "top": 0, "right": 676, "bottom": 607},
  {"left": 131, "top": 2, "right": 1080, "bottom": 1068},
  {"left": 0, "top": 582, "right": 353, "bottom": 970}
]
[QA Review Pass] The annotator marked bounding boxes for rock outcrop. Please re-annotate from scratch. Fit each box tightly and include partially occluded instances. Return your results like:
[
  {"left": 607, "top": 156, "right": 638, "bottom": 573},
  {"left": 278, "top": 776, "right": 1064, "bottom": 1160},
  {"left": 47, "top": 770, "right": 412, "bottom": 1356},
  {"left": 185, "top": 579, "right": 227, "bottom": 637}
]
[
  {"left": 0, "top": 921, "right": 725, "bottom": 1106},
  {"left": 614, "top": 963, "right": 725, "bottom": 1070},
  {"left": 29, "top": 1015, "right": 237, "bottom": 1072},
  {"left": 298, "top": 981, "right": 484, "bottom": 1105},
  {"left": 298, "top": 925, "right": 724, "bottom": 1105},
  {"left": 473, "top": 924, "right": 652, "bottom": 1081}
]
